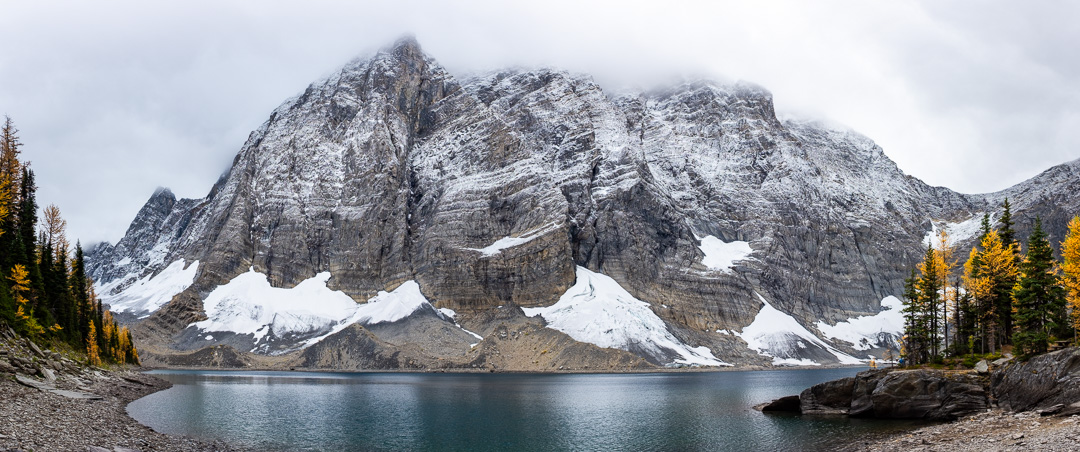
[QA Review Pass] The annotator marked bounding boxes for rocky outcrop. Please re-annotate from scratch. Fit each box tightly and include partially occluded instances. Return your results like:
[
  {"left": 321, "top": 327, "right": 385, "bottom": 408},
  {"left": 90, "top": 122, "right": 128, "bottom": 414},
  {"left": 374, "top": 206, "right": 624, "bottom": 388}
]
[
  {"left": 848, "top": 369, "right": 989, "bottom": 420},
  {"left": 992, "top": 347, "right": 1080, "bottom": 413},
  {"left": 799, "top": 376, "right": 855, "bottom": 414},
  {"left": 767, "top": 369, "right": 989, "bottom": 421}
]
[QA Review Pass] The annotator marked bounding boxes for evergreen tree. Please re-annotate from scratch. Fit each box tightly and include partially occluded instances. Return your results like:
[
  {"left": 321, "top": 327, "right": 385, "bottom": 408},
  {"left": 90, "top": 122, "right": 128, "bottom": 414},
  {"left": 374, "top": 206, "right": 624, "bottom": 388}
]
[
  {"left": 0, "top": 116, "right": 20, "bottom": 273},
  {"left": 999, "top": 199, "right": 1016, "bottom": 252},
  {"left": 997, "top": 199, "right": 1020, "bottom": 339},
  {"left": 1012, "top": 219, "right": 1065, "bottom": 358},
  {"left": 980, "top": 213, "right": 992, "bottom": 242},
  {"left": 16, "top": 168, "right": 42, "bottom": 293}
]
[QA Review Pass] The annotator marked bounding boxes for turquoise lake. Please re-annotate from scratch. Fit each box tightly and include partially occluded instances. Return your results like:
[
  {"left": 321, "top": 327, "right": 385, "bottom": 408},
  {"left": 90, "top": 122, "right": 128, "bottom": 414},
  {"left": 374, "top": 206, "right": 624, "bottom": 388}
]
[{"left": 128, "top": 368, "right": 921, "bottom": 451}]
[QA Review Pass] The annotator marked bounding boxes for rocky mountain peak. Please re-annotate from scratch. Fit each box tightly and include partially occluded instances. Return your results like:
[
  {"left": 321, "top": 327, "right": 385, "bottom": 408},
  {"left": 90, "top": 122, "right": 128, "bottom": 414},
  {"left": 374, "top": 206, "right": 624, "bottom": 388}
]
[{"left": 85, "top": 37, "right": 1080, "bottom": 370}]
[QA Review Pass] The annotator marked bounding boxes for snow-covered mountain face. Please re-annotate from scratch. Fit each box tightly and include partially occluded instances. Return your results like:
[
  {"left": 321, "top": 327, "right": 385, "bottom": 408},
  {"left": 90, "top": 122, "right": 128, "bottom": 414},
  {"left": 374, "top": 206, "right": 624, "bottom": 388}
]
[{"left": 86, "top": 38, "right": 1073, "bottom": 369}]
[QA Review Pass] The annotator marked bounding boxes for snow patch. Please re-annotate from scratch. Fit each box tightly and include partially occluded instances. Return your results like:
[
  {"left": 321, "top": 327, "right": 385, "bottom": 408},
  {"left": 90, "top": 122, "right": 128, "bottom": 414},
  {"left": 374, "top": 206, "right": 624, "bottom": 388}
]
[
  {"left": 735, "top": 293, "right": 861, "bottom": 365},
  {"left": 523, "top": 266, "right": 730, "bottom": 366},
  {"left": 193, "top": 269, "right": 363, "bottom": 340},
  {"left": 816, "top": 296, "right": 905, "bottom": 351},
  {"left": 465, "top": 222, "right": 559, "bottom": 257},
  {"left": 97, "top": 259, "right": 199, "bottom": 314},
  {"left": 772, "top": 358, "right": 821, "bottom": 367},
  {"left": 923, "top": 215, "right": 985, "bottom": 248},
  {"left": 696, "top": 235, "right": 753, "bottom": 272}
]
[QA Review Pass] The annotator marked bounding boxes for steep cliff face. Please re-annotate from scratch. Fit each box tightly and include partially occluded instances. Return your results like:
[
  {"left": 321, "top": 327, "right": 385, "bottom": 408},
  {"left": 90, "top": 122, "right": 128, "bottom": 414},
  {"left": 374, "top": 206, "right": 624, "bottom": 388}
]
[{"left": 86, "top": 37, "right": 1080, "bottom": 369}]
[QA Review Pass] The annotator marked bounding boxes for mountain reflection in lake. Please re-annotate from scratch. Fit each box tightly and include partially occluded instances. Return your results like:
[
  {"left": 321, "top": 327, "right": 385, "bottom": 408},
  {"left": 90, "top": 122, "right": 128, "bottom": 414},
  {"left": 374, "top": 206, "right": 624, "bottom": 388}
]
[{"left": 128, "top": 368, "right": 922, "bottom": 451}]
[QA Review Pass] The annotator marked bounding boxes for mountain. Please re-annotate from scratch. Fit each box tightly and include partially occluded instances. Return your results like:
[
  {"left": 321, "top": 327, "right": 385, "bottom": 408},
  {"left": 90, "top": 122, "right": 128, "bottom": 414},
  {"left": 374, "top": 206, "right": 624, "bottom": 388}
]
[{"left": 86, "top": 37, "right": 1079, "bottom": 370}]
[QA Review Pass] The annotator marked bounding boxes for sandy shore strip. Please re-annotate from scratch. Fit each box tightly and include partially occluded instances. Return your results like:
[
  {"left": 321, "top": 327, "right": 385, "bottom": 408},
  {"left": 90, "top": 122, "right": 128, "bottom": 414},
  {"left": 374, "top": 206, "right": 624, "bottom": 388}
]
[{"left": 0, "top": 370, "right": 247, "bottom": 452}]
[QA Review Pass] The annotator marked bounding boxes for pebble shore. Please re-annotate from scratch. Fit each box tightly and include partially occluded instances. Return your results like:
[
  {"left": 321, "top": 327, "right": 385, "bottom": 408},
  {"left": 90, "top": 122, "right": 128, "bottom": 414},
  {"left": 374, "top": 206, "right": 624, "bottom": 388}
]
[
  {"left": 0, "top": 371, "right": 246, "bottom": 452},
  {"left": 837, "top": 410, "right": 1080, "bottom": 452},
  {"left": 0, "top": 325, "right": 246, "bottom": 452}
]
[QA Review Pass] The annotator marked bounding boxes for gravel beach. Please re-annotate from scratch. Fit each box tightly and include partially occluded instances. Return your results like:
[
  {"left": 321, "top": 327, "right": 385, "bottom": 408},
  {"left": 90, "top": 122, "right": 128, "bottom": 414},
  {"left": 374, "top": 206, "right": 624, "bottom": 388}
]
[
  {"left": 0, "top": 370, "right": 245, "bottom": 452},
  {"left": 836, "top": 409, "right": 1080, "bottom": 452}
]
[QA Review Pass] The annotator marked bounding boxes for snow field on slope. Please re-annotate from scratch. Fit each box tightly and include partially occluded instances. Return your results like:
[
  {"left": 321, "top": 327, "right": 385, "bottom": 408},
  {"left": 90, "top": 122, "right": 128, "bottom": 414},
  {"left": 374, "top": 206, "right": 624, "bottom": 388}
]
[
  {"left": 696, "top": 235, "right": 753, "bottom": 272},
  {"left": 192, "top": 269, "right": 445, "bottom": 347},
  {"left": 522, "top": 266, "right": 729, "bottom": 366},
  {"left": 302, "top": 280, "right": 438, "bottom": 347},
  {"left": 923, "top": 215, "right": 985, "bottom": 249},
  {"left": 98, "top": 259, "right": 199, "bottom": 316},
  {"left": 816, "top": 296, "right": 904, "bottom": 351},
  {"left": 736, "top": 293, "right": 862, "bottom": 365}
]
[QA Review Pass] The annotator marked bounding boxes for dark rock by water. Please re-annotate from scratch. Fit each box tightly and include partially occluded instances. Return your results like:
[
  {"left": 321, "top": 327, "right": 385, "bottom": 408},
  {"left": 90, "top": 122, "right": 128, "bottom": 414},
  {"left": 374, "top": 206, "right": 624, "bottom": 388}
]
[
  {"left": 765, "top": 368, "right": 989, "bottom": 421},
  {"left": 759, "top": 395, "right": 802, "bottom": 413},
  {"left": 992, "top": 346, "right": 1080, "bottom": 413},
  {"left": 800, "top": 376, "right": 855, "bottom": 414}
]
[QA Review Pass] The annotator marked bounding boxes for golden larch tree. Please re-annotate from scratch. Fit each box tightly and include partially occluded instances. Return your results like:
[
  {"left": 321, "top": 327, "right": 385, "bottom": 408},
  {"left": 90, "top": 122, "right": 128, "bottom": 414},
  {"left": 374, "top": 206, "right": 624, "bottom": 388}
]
[{"left": 1062, "top": 216, "right": 1080, "bottom": 340}]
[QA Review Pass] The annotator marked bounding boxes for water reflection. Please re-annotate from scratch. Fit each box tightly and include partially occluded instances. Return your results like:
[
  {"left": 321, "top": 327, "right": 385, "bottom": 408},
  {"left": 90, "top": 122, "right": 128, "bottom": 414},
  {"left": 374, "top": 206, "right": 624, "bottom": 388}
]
[{"left": 128, "top": 369, "right": 921, "bottom": 451}]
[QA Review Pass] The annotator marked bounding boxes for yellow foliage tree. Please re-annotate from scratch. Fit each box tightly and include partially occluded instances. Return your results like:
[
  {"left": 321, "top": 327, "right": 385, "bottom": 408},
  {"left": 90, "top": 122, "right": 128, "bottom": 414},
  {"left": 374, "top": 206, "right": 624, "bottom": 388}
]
[
  {"left": 964, "top": 229, "right": 1018, "bottom": 352},
  {"left": 86, "top": 320, "right": 101, "bottom": 366},
  {"left": 10, "top": 264, "right": 43, "bottom": 335},
  {"left": 1062, "top": 216, "right": 1080, "bottom": 340}
]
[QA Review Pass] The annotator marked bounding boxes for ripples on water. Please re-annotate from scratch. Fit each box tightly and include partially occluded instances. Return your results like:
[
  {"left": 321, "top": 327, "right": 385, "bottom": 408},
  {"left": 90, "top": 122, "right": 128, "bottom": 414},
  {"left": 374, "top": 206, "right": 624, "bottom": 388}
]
[{"left": 128, "top": 368, "right": 923, "bottom": 451}]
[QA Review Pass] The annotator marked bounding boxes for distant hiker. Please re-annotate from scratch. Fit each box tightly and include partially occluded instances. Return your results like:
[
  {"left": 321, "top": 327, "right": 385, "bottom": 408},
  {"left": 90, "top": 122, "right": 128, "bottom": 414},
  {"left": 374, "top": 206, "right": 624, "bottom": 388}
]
[{"left": 869, "top": 358, "right": 877, "bottom": 369}]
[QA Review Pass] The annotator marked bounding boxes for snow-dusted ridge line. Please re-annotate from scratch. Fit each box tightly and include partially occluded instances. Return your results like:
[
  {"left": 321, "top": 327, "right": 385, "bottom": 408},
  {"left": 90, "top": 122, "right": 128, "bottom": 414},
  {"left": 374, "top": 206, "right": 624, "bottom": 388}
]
[
  {"left": 97, "top": 259, "right": 199, "bottom": 317},
  {"left": 523, "top": 266, "right": 730, "bottom": 367},
  {"left": 735, "top": 293, "right": 862, "bottom": 366}
]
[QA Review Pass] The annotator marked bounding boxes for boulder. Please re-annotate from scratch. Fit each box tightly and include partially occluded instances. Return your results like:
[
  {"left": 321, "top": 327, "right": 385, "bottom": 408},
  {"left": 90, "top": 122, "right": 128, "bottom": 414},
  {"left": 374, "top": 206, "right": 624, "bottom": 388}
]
[
  {"left": 975, "top": 360, "right": 989, "bottom": 374},
  {"left": 800, "top": 376, "right": 855, "bottom": 414},
  {"left": 992, "top": 346, "right": 1080, "bottom": 412},
  {"left": 41, "top": 367, "right": 56, "bottom": 383},
  {"left": 760, "top": 395, "right": 801, "bottom": 413},
  {"left": 991, "top": 356, "right": 1013, "bottom": 367},
  {"left": 849, "top": 369, "right": 988, "bottom": 421},
  {"left": 27, "top": 340, "right": 45, "bottom": 358},
  {"left": 848, "top": 370, "right": 886, "bottom": 416}
]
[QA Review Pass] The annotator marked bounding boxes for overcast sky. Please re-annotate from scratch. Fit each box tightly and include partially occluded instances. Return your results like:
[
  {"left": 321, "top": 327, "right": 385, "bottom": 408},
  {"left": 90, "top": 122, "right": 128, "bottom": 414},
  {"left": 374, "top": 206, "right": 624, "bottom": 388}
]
[{"left": 2, "top": 0, "right": 1078, "bottom": 245}]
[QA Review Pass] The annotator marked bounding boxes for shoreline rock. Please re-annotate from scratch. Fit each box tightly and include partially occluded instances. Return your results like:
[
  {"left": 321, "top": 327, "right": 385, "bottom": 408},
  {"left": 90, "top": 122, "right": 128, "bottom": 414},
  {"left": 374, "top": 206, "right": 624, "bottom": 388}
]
[{"left": 761, "top": 369, "right": 990, "bottom": 421}]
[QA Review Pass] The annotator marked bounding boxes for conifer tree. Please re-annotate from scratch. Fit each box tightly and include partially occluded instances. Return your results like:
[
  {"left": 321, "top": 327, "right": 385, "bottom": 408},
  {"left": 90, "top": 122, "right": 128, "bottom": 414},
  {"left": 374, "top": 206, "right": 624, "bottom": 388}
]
[
  {"left": 997, "top": 199, "right": 1020, "bottom": 338},
  {"left": 980, "top": 214, "right": 992, "bottom": 242},
  {"left": 999, "top": 199, "right": 1016, "bottom": 253},
  {"left": 1062, "top": 216, "right": 1080, "bottom": 342},
  {"left": 1012, "top": 219, "right": 1065, "bottom": 357},
  {"left": 0, "top": 116, "right": 20, "bottom": 273}
]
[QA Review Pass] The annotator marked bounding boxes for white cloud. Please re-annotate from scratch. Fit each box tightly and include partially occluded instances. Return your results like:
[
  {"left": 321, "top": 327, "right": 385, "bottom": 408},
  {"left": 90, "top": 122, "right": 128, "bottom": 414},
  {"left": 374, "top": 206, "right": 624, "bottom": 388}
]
[{"left": 2, "top": 0, "right": 1078, "bottom": 243}]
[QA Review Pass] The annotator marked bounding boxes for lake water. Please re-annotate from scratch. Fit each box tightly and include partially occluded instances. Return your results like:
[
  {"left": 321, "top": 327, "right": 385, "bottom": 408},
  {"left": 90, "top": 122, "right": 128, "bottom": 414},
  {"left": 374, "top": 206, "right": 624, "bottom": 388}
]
[{"left": 128, "top": 368, "right": 921, "bottom": 451}]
